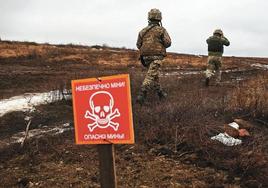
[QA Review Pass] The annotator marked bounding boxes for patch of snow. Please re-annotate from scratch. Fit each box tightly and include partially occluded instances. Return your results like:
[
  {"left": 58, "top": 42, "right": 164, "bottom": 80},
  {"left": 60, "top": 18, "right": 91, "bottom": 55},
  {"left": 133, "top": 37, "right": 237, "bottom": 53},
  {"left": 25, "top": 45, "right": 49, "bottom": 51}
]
[
  {"left": 162, "top": 67, "right": 258, "bottom": 77},
  {"left": 0, "top": 90, "right": 71, "bottom": 117},
  {"left": 235, "top": 77, "right": 245, "bottom": 81},
  {"left": 223, "top": 68, "right": 249, "bottom": 73},
  {"left": 162, "top": 70, "right": 202, "bottom": 76},
  {"left": 63, "top": 123, "right": 70, "bottom": 127},
  {"left": 11, "top": 124, "right": 73, "bottom": 144},
  {"left": 251, "top": 63, "right": 268, "bottom": 70}
]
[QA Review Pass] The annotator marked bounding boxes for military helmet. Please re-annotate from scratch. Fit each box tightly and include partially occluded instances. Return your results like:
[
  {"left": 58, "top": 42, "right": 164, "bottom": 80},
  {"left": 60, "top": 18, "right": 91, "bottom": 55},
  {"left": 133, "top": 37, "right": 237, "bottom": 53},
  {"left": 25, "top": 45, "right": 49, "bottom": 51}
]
[
  {"left": 148, "top": 9, "right": 162, "bottom": 21},
  {"left": 213, "top": 29, "right": 223, "bottom": 36}
]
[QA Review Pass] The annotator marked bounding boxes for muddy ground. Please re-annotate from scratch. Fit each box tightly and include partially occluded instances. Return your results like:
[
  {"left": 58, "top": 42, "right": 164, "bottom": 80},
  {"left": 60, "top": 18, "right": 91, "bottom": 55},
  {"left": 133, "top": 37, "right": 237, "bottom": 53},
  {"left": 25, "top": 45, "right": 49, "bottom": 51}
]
[{"left": 0, "top": 41, "right": 267, "bottom": 187}]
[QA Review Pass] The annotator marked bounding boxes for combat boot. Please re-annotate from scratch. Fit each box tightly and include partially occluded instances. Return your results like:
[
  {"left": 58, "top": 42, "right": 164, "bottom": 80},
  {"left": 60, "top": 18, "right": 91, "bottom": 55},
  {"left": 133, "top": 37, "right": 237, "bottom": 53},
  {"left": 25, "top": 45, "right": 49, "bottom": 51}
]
[
  {"left": 136, "top": 90, "right": 147, "bottom": 105},
  {"left": 157, "top": 90, "right": 167, "bottom": 100},
  {"left": 215, "top": 70, "right": 222, "bottom": 84},
  {"left": 205, "top": 77, "right": 210, "bottom": 87}
]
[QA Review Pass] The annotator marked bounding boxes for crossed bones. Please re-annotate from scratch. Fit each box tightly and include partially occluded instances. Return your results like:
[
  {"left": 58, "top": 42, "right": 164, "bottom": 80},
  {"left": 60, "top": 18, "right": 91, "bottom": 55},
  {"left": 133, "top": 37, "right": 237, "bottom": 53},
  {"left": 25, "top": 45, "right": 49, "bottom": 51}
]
[{"left": 84, "top": 109, "right": 120, "bottom": 132}]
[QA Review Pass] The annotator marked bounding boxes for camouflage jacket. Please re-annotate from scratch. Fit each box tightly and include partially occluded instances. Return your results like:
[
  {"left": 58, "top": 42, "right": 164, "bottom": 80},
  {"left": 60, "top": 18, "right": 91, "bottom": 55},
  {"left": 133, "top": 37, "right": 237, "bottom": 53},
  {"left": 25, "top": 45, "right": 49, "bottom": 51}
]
[
  {"left": 207, "top": 35, "right": 230, "bottom": 56},
  {"left": 136, "top": 23, "right": 171, "bottom": 57}
]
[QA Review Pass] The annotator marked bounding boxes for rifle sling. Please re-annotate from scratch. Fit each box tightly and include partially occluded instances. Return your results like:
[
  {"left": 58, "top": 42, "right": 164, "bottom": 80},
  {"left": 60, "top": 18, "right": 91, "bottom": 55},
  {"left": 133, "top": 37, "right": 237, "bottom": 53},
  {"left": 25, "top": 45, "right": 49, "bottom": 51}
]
[{"left": 140, "top": 25, "right": 157, "bottom": 41}]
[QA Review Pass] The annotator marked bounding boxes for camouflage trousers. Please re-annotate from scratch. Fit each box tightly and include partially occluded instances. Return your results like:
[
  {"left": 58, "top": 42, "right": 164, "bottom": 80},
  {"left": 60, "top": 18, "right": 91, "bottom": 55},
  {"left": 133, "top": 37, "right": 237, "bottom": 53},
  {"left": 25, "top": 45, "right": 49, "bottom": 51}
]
[
  {"left": 140, "top": 57, "right": 163, "bottom": 93},
  {"left": 205, "top": 56, "right": 222, "bottom": 83}
]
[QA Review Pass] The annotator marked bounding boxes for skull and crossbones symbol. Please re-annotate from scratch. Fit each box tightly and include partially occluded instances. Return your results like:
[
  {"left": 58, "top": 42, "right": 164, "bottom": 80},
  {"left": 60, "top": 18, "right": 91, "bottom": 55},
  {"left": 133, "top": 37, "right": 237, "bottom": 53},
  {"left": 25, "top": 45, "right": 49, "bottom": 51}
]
[{"left": 84, "top": 91, "right": 120, "bottom": 132}]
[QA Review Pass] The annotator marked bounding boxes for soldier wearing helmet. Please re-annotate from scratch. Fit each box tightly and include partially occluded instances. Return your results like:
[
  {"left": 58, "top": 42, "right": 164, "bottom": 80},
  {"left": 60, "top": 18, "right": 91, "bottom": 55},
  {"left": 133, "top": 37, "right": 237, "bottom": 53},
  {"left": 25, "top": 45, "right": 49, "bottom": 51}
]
[
  {"left": 136, "top": 8, "right": 171, "bottom": 104},
  {"left": 205, "top": 29, "right": 230, "bottom": 86}
]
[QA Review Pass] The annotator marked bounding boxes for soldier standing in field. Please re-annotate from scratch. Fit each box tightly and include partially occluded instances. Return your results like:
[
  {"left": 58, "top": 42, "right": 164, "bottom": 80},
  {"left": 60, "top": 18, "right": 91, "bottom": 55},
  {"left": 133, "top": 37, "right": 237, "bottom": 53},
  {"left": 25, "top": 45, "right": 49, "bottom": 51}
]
[
  {"left": 205, "top": 29, "right": 230, "bottom": 86},
  {"left": 136, "top": 8, "right": 171, "bottom": 104}
]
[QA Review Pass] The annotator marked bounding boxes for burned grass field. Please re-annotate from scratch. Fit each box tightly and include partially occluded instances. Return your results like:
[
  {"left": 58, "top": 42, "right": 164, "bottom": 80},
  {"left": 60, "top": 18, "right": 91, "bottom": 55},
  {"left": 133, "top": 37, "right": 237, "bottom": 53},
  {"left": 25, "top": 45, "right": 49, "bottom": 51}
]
[{"left": 0, "top": 41, "right": 267, "bottom": 187}]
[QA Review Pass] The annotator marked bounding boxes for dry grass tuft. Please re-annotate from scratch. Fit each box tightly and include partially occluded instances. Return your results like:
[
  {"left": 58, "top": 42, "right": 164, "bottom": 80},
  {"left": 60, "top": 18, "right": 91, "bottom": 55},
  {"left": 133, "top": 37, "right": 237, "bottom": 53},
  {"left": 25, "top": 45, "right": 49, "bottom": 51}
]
[{"left": 226, "top": 73, "right": 268, "bottom": 118}]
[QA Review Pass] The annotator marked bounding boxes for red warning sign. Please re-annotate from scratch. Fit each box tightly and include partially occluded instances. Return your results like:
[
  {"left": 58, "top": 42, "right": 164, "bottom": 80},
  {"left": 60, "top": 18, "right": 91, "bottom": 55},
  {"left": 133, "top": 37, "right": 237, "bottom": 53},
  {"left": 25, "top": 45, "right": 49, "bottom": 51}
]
[{"left": 71, "top": 74, "right": 134, "bottom": 144}]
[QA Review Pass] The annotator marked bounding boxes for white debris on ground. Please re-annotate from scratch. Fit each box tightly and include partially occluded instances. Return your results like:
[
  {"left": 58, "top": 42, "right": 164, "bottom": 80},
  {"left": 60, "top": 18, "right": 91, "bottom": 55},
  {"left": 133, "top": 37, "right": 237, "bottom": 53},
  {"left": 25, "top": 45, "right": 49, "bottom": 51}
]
[
  {"left": 0, "top": 90, "right": 71, "bottom": 117},
  {"left": 228, "top": 122, "right": 239, "bottom": 129},
  {"left": 211, "top": 122, "right": 242, "bottom": 146},
  {"left": 211, "top": 133, "right": 242, "bottom": 146}
]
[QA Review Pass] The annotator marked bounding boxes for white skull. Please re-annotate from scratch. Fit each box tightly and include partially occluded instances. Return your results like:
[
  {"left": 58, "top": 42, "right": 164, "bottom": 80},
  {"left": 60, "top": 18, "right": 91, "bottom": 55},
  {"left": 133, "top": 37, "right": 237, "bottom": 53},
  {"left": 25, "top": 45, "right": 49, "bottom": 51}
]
[
  {"left": 90, "top": 91, "right": 114, "bottom": 127},
  {"left": 84, "top": 91, "right": 120, "bottom": 132}
]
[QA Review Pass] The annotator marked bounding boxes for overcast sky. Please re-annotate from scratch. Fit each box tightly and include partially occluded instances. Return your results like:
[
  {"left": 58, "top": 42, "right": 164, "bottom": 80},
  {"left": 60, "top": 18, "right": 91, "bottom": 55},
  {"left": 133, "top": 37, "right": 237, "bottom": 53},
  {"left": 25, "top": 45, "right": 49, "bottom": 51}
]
[{"left": 0, "top": 0, "right": 267, "bottom": 57}]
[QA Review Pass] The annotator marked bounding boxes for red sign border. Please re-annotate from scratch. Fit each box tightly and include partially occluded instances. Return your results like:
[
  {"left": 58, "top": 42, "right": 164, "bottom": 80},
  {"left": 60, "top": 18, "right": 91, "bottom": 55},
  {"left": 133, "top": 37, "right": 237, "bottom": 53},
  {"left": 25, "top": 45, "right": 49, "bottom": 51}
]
[{"left": 71, "top": 74, "right": 134, "bottom": 145}]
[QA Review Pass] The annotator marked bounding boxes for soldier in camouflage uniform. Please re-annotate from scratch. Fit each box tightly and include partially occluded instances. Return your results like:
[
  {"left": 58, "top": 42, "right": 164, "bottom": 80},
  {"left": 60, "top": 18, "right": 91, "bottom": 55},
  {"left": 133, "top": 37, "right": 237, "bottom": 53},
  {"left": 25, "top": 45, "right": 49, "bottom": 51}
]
[
  {"left": 136, "top": 9, "right": 171, "bottom": 104},
  {"left": 205, "top": 29, "right": 230, "bottom": 86}
]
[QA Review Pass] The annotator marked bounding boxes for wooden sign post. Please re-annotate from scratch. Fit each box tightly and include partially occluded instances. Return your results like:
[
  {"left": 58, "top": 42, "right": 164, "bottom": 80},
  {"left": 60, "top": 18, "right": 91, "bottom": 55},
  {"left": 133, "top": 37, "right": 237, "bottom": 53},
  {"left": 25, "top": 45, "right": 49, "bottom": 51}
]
[
  {"left": 98, "top": 144, "right": 116, "bottom": 188},
  {"left": 72, "top": 74, "right": 134, "bottom": 188}
]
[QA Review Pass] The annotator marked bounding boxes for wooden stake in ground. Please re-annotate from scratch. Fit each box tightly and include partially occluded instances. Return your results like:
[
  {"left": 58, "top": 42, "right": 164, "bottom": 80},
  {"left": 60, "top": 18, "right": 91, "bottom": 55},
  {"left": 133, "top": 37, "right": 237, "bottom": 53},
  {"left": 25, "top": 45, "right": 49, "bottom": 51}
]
[{"left": 97, "top": 144, "right": 117, "bottom": 188}]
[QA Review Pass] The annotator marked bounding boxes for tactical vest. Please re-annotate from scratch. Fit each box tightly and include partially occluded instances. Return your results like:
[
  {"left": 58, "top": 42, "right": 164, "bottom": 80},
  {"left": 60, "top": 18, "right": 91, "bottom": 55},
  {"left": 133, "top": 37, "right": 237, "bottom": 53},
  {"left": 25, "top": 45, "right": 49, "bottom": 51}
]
[
  {"left": 207, "top": 36, "right": 224, "bottom": 54},
  {"left": 139, "top": 26, "right": 168, "bottom": 56}
]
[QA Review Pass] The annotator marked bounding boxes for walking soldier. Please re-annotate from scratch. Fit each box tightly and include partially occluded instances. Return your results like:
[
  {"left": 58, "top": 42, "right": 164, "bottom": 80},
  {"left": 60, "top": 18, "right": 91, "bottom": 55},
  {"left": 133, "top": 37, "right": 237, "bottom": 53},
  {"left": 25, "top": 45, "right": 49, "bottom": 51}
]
[
  {"left": 205, "top": 29, "right": 230, "bottom": 86},
  {"left": 136, "top": 8, "right": 171, "bottom": 104}
]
